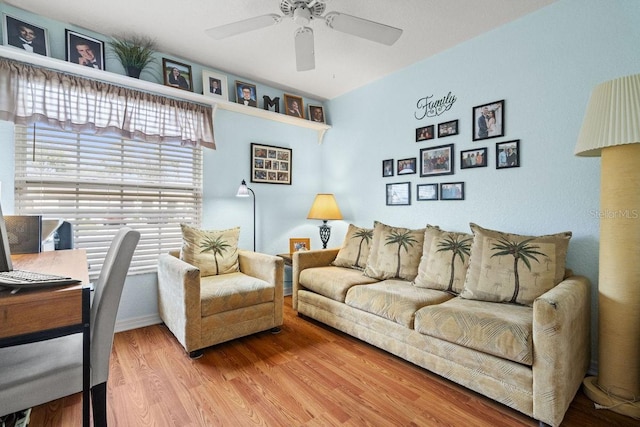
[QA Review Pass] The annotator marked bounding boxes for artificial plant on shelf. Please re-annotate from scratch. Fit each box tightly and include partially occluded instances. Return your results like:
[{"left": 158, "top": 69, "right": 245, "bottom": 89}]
[{"left": 108, "top": 34, "right": 157, "bottom": 79}]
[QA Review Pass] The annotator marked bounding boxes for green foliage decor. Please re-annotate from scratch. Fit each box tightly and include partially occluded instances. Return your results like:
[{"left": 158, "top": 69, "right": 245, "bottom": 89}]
[{"left": 108, "top": 35, "right": 157, "bottom": 79}]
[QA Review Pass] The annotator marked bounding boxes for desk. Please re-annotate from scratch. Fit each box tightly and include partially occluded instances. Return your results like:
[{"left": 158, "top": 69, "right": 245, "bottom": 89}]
[{"left": 0, "top": 249, "right": 90, "bottom": 427}]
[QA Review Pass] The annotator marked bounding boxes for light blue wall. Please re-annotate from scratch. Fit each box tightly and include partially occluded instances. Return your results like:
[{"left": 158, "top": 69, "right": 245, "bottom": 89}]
[{"left": 322, "top": 0, "right": 640, "bottom": 368}]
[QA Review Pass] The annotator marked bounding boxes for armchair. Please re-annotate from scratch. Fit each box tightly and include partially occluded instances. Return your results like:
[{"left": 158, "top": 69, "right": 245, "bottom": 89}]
[{"left": 157, "top": 250, "right": 284, "bottom": 358}]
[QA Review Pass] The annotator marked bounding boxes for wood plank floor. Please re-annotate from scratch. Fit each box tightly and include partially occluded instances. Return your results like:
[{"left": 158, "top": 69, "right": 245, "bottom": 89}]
[{"left": 30, "top": 297, "right": 637, "bottom": 426}]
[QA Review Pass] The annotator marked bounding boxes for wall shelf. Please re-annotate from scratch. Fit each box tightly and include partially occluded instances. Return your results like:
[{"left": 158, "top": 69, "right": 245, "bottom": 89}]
[{"left": 0, "top": 46, "right": 330, "bottom": 143}]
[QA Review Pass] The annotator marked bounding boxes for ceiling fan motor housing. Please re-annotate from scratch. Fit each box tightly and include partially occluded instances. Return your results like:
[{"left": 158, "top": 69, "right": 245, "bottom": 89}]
[{"left": 281, "top": 0, "right": 326, "bottom": 22}]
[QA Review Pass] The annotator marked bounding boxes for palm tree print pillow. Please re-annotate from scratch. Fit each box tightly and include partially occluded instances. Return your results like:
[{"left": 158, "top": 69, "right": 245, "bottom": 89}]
[
  {"left": 363, "top": 221, "right": 425, "bottom": 281},
  {"left": 332, "top": 224, "right": 374, "bottom": 270},
  {"left": 460, "top": 223, "right": 571, "bottom": 306},
  {"left": 180, "top": 224, "right": 240, "bottom": 277},
  {"left": 413, "top": 225, "right": 473, "bottom": 295}
]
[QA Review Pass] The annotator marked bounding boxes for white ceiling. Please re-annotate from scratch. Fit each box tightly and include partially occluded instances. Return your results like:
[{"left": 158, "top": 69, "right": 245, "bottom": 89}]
[{"left": 7, "top": 0, "right": 556, "bottom": 101}]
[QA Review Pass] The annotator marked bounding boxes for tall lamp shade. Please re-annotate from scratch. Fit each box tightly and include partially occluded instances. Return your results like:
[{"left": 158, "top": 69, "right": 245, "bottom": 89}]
[
  {"left": 575, "top": 73, "right": 640, "bottom": 418},
  {"left": 307, "top": 194, "right": 343, "bottom": 249},
  {"left": 236, "top": 179, "right": 256, "bottom": 251}
]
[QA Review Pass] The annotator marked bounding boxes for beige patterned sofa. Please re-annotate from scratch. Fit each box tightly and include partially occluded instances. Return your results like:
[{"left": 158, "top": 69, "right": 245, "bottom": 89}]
[
  {"left": 157, "top": 225, "right": 284, "bottom": 358},
  {"left": 292, "top": 222, "right": 591, "bottom": 427}
]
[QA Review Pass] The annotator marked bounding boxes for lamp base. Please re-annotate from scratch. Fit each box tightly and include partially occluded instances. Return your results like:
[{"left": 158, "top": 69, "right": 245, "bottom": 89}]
[
  {"left": 583, "top": 376, "right": 640, "bottom": 418},
  {"left": 318, "top": 221, "right": 331, "bottom": 249}
]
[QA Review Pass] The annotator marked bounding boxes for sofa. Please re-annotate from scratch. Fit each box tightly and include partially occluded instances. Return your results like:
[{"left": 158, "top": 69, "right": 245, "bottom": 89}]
[
  {"left": 157, "top": 224, "right": 284, "bottom": 357},
  {"left": 292, "top": 221, "right": 591, "bottom": 427}
]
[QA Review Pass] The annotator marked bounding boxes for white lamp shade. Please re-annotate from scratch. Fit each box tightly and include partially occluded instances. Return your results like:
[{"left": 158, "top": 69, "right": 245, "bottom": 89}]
[
  {"left": 307, "top": 194, "right": 343, "bottom": 220},
  {"left": 575, "top": 73, "right": 640, "bottom": 157},
  {"left": 236, "top": 180, "right": 251, "bottom": 197}
]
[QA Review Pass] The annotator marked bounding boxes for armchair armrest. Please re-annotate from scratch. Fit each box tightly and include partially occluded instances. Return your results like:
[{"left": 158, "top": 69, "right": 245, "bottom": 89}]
[
  {"left": 157, "top": 253, "right": 202, "bottom": 351},
  {"left": 238, "top": 250, "right": 284, "bottom": 324},
  {"left": 532, "top": 275, "right": 591, "bottom": 426},
  {"left": 292, "top": 248, "right": 339, "bottom": 310}
]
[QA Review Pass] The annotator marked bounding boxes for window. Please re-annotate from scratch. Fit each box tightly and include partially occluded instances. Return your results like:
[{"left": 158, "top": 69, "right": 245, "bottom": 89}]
[{"left": 14, "top": 123, "right": 202, "bottom": 278}]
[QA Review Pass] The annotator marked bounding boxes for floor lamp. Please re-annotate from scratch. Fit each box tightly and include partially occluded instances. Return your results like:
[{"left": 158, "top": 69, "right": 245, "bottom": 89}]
[
  {"left": 236, "top": 179, "right": 256, "bottom": 251},
  {"left": 575, "top": 73, "right": 640, "bottom": 418},
  {"left": 307, "top": 194, "right": 343, "bottom": 249}
]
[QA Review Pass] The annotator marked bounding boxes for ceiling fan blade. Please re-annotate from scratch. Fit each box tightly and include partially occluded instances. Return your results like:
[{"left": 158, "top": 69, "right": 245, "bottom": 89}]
[
  {"left": 324, "top": 12, "right": 402, "bottom": 46},
  {"left": 205, "top": 14, "right": 282, "bottom": 39},
  {"left": 295, "top": 27, "right": 315, "bottom": 71}
]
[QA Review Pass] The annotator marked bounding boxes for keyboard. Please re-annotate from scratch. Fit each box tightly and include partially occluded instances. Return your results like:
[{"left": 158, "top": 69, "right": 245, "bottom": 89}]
[{"left": 0, "top": 269, "right": 81, "bottom": 291}]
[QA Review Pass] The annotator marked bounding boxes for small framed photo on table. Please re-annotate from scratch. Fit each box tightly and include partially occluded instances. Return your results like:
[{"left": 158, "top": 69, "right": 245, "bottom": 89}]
[
  {"left": 289, "top": 238, "right": 310, "bottom": 253},
  {"left": 202, "top": 70, "right": 228, "bottom": 100},
  {"left": 65, "top": 29, "right": 105, "bottom": 69},
  {"left": 3, "top": 14, "right": 49, "bottom": 56}
]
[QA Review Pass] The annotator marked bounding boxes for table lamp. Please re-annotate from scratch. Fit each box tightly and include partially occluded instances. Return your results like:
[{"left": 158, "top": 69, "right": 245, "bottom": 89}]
[
  {"left": 574, "top": 73, "right": 640, "bottom": 418},
  {"left": 236, "top": 179, "right": 256, "bottom": 251},
  {"left": 307, "top": 194, "right": 342, "bottom": 249}
]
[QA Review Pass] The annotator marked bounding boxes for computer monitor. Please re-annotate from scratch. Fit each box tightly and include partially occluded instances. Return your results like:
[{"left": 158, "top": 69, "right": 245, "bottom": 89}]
[{"left": 0, "top": 202, "right": 15, "bottom": 272}]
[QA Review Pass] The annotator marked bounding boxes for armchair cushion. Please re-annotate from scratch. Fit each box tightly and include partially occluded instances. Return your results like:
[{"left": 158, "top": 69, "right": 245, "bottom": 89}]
[
  {"left": 180, "top": 224, "right": 240, "bottom": 277},
  {"left": 200, "top": 272, "right": 274, "bottom": 316}
]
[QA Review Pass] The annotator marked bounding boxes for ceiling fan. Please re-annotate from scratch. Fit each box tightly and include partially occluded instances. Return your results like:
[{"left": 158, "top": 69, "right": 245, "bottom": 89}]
[{"left": 205, "top": 0, "right": 403, "bottom": 71}]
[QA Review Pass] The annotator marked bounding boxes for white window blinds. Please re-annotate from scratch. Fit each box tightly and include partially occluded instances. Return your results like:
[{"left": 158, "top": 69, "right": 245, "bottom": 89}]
[{"left": 14, "top": 123, "right": 202, "bottom": 278}]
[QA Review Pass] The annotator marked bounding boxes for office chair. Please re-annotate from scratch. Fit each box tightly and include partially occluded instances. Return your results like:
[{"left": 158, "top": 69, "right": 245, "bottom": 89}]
[{"left": 0, "top": 227, "right": 140, "bottom": 426}]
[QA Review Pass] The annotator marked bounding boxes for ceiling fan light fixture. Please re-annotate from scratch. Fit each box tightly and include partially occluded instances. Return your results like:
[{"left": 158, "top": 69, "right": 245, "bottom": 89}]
[{"left": 293, "top": 6, "right": 312, "bottom": 26}]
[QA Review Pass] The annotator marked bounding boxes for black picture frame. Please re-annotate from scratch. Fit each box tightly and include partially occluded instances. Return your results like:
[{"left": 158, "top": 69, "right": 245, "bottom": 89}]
[
  {"left": 162, "top": 58, "right": 193, "bottom": 92},
  {"left": 386, "top": 182, "right": 411, "bottom": 206},
  {"left": 420, "top": 143, "right": 454, "bottom": 177},
  {"left": 438, "top": 120, "right": 459, "bottom": 138},
  {"left": 65, "top": 29, "right": 105, "bottom": 70},
  {"left": 417, "top": 184, "right": 439, "bottom": 201},
  {"left": 415, "top": 125, "right": 434, "bottom": 142},
  {"left": 473, "top": 100, "right": 504, "bottom": 141},
  {"left": 251, "top": 143, "right": 292, "bottom": 185},
  {"left": 460, "top": 147, "right": 488, "bottom": 169},
  {"left": 236, "top": 80, "right": 258, "bottom": 107},
  {"left": 308, "top": 105, "right": 325, "bottom": 123},
  {"left": 382, "top": 159, "right": 394, "bottom": 177},
  {"left": 397, "top": 158, "right": 417, "bottom": 175},
  {"left": 440, "top": 182, "right": 465, "bottom": 200},
  {"left": 3, "top": 14, "right": 49, "bottom": 56},
  {"left": 496, "top": 140, "right": 520, "bottom": 169}
]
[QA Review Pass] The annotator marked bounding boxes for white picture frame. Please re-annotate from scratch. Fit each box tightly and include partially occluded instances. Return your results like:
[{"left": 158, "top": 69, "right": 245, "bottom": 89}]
[{"left": 202, "top": 70, "right": 228, "bottom": 101}]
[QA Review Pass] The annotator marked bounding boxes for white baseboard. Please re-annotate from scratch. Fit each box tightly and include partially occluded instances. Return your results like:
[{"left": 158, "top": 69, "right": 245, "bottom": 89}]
[{"left": 115, "top": 314, "right": 162, "bottom": 333}]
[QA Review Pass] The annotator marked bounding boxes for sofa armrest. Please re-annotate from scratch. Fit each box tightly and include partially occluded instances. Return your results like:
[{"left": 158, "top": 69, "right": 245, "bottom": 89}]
[
  {"left": 238, "top": 250, "right": 284, "bottom": 324},
  {"left": 157, "top": 253, "right": 202, "bottom": 351},
  {"left": 532, "top": 275, "right": 591, "bottom": 426},
  {"left": 292, "top": 248, "right": 339, "bottom": 310}
]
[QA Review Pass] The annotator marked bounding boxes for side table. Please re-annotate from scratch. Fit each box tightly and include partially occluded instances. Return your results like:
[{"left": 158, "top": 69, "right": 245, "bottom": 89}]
[{"left": 277, "top": 253, "right": 292, "bottom": 296}]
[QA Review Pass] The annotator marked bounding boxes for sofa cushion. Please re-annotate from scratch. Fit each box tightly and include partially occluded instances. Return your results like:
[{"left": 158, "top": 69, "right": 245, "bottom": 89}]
[
  {"left": 332, "top": 223, "right": 374, "bottom": 270},
  {"left": 180, "top": 224, "right": 240, "bottom": 277},
  {"left": 345, "top": 280, "right": 453, "bottom": 328},
  {"left": 299, "top": 266, "right": 378, "bottom": 303},
  {"left": 459, "top": 223, "right": 571, "bottom": 306},
  {"left": 200, "top": 272, "right": 274, "bottom": 317},
  {"left": 363, "top": 221, "right": 425, "bottom": 281},
  {"left": 414, "top": 297, "right": 534, "bottom": 365},
  {"left": 413, "top": 225, "right": 473, "bottom": 295}
]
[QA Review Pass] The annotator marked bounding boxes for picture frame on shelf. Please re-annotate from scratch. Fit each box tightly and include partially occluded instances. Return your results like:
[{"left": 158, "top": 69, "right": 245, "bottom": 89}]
[
  {"left": 202, "top": 70, "right": 228, "bottom": 100},
  {"left": 65, "top": 29, "right": 104, "bottom": 70},
  {"left": 417, "top": 183, "right": 439, "bottom": 201},
  {"left": 250, "top": 142, "right": 292, "bottom": 185},
  {"left": 420, "top": 143, "right": 454, "bottom": 177},
  {"left": 416, "top": 125, "right": 434, "bottom": 142},
  {"left": 386, "top": 182, "right": 411, "bottom": 206},
  {"left": 162, "top": 58, "right": 192, "bottom": 91},
  {"left": 397, "top": 158, "right": 417, "bottom": 175},
  {"left": 460, "top": 147, "right": 488, "bottom": 169},
  {"left": 438, "top": 119, "right": 459, "bottom": 138},
  {"left": 235, "top": 80, "right": 257, "bottom": 107},
  {"left": 473, "top": 99, "right": 504, "bottom": 141},
  {"left": 382, "top": 159, "right": 394, "bottom": 177},
  {"left": 308, "top": 105, "right": 325, "bottom": 123},
  {"left": 289, "top": 238, "right": 311, "bottom": 253},
  {"left": 496, "top": 140, "right": 520, "bottom": 169},
  {"left": 3, "top": 14, "right": 49, "bottom": 56},
  {"left": 440, "top": 182, "right": 465, "bottom": 200},
  {"left": 284, "top": 94, "right": 305, "bottom": 119}
]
